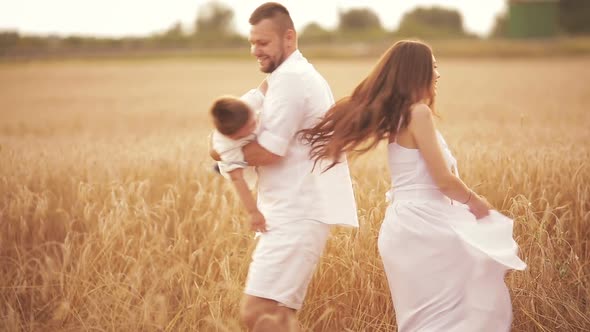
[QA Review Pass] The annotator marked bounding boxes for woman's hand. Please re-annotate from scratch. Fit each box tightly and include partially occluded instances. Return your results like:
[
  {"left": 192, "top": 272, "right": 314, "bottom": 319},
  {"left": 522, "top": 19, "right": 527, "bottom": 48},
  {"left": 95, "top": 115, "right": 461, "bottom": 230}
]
[{"left": 467, "top": 192, "right": 492, "bottom": 219}]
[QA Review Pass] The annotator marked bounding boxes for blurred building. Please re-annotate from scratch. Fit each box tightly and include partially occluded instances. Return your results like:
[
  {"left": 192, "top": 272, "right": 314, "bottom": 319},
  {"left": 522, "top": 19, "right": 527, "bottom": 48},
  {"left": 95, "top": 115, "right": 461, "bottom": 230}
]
[{"left": 508, "top": 0, "right": 559, "bottom": 38}]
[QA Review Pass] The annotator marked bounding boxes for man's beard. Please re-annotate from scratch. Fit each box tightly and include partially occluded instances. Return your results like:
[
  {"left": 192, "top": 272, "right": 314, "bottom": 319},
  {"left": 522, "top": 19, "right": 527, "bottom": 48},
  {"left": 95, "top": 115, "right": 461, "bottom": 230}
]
[
  {"left": 260, "top": 51, "right": 285, "bottom": 73},
  {"left": 260, "top": 59, "right": 277, "bottom": 73}
]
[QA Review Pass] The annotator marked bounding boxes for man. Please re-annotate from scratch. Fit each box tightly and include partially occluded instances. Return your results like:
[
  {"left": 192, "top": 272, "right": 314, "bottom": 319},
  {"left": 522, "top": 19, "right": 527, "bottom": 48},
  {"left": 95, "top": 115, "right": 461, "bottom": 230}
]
[{"left": 211, "top": 3, "right": 358, "bottom": 331}]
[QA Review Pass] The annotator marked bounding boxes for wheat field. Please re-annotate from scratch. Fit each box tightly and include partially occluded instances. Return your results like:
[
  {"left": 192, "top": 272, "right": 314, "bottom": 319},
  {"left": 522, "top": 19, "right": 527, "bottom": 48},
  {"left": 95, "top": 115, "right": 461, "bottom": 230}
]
[{"left": 0, "top": 56, "right": 589, "bottom": 331}]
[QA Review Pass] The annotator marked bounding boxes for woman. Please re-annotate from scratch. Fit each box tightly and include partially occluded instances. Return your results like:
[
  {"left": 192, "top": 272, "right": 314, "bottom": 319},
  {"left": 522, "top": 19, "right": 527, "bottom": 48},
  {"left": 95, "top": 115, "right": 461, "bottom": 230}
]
[{"left": 301, "top": 40, "right": 526, "bottom": 331}]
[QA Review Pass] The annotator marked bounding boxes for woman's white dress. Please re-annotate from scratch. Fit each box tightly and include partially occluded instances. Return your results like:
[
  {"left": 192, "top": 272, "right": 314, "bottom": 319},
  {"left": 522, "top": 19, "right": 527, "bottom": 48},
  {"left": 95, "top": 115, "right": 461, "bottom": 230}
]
[{"left": 378, "top": 131, "right": 526, "bottom": 332}]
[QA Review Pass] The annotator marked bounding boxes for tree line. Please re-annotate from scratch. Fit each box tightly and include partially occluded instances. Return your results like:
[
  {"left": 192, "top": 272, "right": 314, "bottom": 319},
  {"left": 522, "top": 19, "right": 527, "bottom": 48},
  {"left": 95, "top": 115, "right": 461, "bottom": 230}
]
[
  {"left": 0, "top": 4, "right": 472, "bottom": 57},
  {"left": 1, "top": 1, "right": 588, "bottom": 58}
]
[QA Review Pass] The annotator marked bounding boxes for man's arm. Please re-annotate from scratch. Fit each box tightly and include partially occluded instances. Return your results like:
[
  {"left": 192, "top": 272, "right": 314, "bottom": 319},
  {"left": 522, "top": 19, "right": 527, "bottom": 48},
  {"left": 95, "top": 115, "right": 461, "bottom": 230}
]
[
  {"left": 244, "top": 72, "right": 306, "bottom": 167},
  {"left": 243, "top": 141, "right": 281, "bottom": 166}
]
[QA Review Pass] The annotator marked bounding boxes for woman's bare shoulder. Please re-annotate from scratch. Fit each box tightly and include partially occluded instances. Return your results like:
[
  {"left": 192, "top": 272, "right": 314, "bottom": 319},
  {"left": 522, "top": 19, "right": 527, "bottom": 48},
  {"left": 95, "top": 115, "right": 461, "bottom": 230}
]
[{"left": 408, "top": 103, "right": 433, "bottom": 125}]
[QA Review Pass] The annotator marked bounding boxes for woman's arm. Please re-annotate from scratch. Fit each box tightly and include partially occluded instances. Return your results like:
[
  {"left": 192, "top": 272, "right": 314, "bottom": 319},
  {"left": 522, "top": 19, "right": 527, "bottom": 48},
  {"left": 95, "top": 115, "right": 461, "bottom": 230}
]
[{"left": 409, "top": 104, "right": 491, "bottom": 218}]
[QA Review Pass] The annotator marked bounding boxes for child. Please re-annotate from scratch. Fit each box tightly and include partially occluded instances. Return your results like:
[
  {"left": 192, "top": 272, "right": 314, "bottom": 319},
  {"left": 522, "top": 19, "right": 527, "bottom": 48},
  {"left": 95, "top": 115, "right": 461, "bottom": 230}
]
[{"left": 210, "top": 86, "right": 266, "bottom": 232}]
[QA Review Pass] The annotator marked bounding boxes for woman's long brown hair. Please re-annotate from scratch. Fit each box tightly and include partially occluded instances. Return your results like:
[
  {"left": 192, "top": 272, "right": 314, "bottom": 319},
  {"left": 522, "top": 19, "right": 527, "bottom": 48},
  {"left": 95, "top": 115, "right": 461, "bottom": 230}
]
[{"left": 300, "top": 40, "right": 435, "bottom": 171}]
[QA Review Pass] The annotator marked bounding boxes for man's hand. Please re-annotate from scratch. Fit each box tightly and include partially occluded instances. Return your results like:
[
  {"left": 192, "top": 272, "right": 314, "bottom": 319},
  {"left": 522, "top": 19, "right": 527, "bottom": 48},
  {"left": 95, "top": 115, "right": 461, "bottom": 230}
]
[{"left": 249, "top": 210, "right": 267, "bottom": 233}]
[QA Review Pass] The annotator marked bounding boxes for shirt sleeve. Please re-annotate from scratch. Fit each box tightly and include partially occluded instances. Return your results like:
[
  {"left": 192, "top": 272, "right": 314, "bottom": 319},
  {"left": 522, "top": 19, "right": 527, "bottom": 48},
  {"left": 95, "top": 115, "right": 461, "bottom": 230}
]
[
  {"left": 257, "top": 72, "right": 306, "bottom": 156},
  {"left": 212, "top": 130, "right": 246, "bottom": 162},
  {"left": 215, "top": 135, "right": 247, "bottom": 173}
]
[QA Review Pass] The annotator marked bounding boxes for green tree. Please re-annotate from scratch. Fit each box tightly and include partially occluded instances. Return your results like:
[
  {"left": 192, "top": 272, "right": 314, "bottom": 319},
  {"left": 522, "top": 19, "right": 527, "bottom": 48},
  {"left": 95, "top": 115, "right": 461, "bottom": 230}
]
[
  {"left": 491, "top": 12, "right": 508, "bottom": 38},
  {"left": 194, "top": 1, "right": 235, "bottom": 36},
  {"left": 0, "top": 31, "right": 20, "bottom": 53},
  {"left": 397, "top": 6, "right": 466, "bottom": 38},
  {"left": 165, "top": 22, "right": 185, "bottom": 38},
  {"left": 154, "top": 21, "right": 188, "bottom": 47},
  {"left": 300, "top": 22, "right": 334, "bottom": 42},
  {"left": 338, "top": 8, "right": 383, "bottom": 31},
  {"left": 559, "top": 0, "right": 590, "bottom": 35}
]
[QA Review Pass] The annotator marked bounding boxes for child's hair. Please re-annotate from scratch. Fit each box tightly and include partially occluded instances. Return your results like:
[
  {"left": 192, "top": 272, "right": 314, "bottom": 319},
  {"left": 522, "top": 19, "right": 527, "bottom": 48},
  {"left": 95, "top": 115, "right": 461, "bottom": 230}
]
[{"left": 210, "top": 96, "right": 251, "bottom": 136}]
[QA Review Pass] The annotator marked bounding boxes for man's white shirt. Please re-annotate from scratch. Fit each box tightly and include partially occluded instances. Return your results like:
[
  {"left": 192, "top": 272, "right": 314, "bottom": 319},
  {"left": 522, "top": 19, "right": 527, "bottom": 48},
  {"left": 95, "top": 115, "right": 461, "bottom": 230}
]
[{"left": 255, "top": 50, "right": 358, "bottom": 227}]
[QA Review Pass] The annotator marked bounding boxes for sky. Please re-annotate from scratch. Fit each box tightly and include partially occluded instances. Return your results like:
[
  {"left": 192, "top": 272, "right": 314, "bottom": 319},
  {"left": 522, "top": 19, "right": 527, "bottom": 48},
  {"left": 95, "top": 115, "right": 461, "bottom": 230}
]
[{"left": 0, "top": 0, "right": 507, "bottom": 38}]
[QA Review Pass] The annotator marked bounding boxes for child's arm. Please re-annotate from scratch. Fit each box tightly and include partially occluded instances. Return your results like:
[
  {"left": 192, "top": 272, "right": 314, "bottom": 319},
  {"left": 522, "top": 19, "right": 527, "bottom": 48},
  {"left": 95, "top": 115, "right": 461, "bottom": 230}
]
[{"left": 228, "top": 168, "right": 267, "bottom": 232}]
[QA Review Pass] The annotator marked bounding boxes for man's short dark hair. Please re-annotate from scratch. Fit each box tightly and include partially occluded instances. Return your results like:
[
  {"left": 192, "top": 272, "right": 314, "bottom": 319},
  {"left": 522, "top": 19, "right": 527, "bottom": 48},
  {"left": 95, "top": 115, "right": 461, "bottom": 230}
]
[
  {"left": 249, "top": 2, "right": 295, "bottom": 33},
  {"left": 210, "top": 97, "right": 251, "bottom": 136}
]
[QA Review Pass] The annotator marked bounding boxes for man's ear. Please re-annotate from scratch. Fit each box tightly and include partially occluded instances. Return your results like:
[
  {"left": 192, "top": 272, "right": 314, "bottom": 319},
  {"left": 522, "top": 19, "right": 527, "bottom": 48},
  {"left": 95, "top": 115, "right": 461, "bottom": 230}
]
[{"left": 285, "top": 29, "right": 296, "bottom": 46}]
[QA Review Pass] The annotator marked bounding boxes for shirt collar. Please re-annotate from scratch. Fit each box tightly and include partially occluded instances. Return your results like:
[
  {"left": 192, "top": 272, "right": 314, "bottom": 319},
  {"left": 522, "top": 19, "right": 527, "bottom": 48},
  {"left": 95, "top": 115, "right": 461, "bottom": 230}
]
[{"left": 268, "top": 49, "right": 303, "bottom": 81}]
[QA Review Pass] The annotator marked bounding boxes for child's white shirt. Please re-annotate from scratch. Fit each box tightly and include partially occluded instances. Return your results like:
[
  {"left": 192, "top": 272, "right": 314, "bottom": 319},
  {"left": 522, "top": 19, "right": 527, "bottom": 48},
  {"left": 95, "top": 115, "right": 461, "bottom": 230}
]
[{"left": 212, "top": 88, "right": 264, "bottom": 189}]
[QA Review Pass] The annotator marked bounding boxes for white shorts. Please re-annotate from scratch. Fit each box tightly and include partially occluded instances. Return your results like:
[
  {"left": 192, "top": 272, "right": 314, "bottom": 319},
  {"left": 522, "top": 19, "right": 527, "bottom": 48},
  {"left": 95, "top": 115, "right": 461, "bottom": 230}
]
[{"left": 244, "top": 220, "right": 331, "bottom": 310}]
